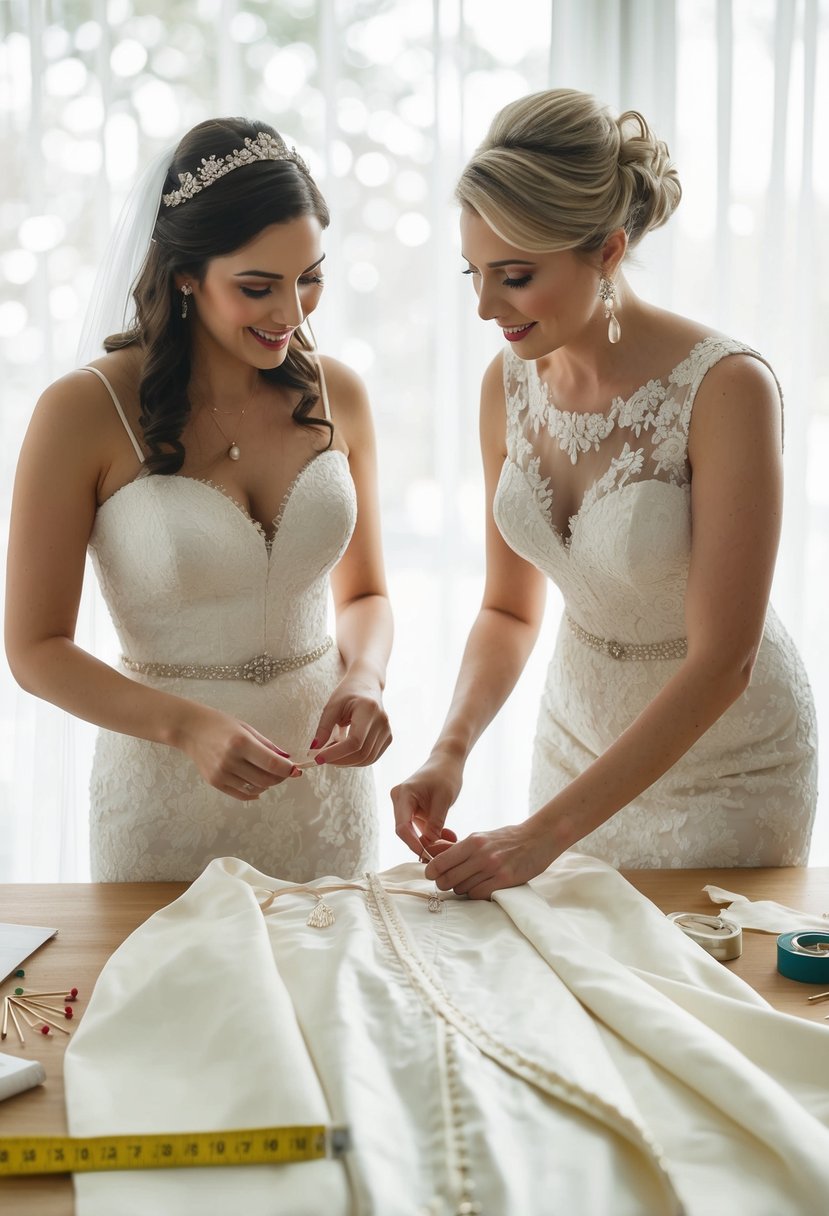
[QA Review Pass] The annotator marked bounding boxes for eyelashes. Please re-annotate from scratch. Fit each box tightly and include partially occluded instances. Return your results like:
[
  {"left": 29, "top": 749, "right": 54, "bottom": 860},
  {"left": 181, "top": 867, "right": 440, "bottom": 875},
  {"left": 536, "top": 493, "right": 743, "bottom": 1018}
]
[
  {"left": 461, "top": 268, "right": 533, "bottom": 289},
  {"left": 240, "top": 276, "right": 325, "bottom": 299}
]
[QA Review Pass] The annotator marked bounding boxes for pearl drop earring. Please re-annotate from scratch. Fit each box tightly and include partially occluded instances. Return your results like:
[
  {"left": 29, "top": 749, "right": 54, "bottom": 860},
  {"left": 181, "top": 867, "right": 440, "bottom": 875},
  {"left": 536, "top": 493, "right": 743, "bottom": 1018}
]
[{"left": 598, "top": 276, "right": 621, "bottom": 344}]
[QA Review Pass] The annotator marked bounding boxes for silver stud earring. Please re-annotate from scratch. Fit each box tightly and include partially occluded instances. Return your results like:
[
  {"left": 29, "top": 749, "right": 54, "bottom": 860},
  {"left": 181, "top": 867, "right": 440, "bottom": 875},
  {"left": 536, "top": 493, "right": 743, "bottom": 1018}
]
[
  {"left": 598, "top": 275, "right": 621, "bottom": 344},
  {"left": 180, "top": 283, "right": 193, "bottom": 319}
]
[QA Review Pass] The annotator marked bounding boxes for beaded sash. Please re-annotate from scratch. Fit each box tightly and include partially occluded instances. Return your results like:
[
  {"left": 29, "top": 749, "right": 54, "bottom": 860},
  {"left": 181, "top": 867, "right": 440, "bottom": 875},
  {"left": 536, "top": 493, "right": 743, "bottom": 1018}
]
[
  {"left": 122, "top": 636, "right": 333, "bottom": 684},
  {"left": 566, "top": 616, "right": 687, "bottom": 661}
]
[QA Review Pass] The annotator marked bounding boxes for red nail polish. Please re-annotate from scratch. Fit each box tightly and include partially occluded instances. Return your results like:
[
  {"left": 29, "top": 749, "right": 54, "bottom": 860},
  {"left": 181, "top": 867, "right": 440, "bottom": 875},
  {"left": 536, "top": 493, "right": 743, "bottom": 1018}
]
[
  {"left": 290, "top": 766, "right": 303, "bottom": 777},
  {"left": 310, "top": 738, "right": 320, "bottom": 750},
  {"left": 314, "top": 755, "right": 325, "bottom": 765}
]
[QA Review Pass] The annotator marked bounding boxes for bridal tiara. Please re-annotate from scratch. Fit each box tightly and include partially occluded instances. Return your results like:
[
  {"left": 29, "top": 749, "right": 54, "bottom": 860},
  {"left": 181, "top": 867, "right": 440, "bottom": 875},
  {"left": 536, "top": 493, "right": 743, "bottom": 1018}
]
[{"left": 161, "top": 131, "right": 309, "bottom": 208}]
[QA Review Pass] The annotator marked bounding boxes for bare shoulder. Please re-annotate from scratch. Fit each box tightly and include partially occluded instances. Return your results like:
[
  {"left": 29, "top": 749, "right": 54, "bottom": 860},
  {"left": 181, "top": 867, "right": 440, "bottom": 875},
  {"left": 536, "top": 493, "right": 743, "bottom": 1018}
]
[
  {"left": 689, "top": 351, "right": 783, "bottom": 458},
  {"left": 481, "top": 349, "right": 506, "bottom": 398},
  {"left": 316, "top": 355, "right": 374, "bottom": 456},
  {"left": 317, "top": 354, "right": 370, "bottom": 415}
]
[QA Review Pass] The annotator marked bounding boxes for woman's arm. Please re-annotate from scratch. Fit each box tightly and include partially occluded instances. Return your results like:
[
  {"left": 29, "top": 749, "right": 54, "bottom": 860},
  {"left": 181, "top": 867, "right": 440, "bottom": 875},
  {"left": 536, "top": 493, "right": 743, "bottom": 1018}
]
[
  {"left": 425, "top": 354, "right": 785, "bottom": 897},
  {"left": 391, "top": 353, "right": 547, "bottom": 853},
  {"left": 307, "top": 358, "right": 394, "bottom": 766},
  {"left": 5, "top": 371, "right": 299, "bottom": 799}
]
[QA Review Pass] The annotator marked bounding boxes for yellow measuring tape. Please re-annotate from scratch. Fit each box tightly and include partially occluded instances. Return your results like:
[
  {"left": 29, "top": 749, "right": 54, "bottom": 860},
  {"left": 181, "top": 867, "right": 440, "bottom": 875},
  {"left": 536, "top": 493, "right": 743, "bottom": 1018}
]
[{"left": 0, "top": 1124, "right": 351, "bottom": 1177}]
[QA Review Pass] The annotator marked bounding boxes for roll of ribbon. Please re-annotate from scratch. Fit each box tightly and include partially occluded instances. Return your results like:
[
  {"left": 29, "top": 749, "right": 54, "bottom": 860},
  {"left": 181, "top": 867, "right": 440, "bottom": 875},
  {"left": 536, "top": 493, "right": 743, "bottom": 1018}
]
[
  {"left": 776, "top": 932, "right": 829, "bottom": 984},
  {"left": 667, "top": 912, "right": 743, "bottom": 961}
]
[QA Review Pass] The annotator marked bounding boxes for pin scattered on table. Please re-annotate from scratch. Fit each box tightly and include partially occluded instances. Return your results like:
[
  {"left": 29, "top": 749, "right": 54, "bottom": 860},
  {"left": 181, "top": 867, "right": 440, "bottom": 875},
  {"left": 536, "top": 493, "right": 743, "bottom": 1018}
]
[{"left": 1, "top": 984, "right": 79, "bottom": 1045}]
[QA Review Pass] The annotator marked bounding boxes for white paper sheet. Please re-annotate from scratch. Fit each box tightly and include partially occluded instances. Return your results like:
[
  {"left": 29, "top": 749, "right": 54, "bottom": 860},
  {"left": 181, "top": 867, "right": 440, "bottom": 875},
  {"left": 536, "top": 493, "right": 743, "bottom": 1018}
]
[{"left": 0, "top": 922, "right": 58, "bottom": 983}]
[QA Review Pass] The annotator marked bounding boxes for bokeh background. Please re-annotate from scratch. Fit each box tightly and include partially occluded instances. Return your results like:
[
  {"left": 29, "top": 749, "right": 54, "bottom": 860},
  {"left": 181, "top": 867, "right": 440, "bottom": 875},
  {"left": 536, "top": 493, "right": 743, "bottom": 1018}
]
[{"left": 1, "top": 0, "right": 827, "bottom": 878}]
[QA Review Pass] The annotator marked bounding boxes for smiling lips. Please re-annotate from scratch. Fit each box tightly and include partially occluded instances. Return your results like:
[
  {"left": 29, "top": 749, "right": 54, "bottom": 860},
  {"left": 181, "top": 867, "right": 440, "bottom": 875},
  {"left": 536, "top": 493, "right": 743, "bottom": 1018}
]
[
  {"left": 248, "top": 326, "right": 293, "bottom": 349},
  {"left": 502, "top": 322, "right": 536, "bottom": 342}
]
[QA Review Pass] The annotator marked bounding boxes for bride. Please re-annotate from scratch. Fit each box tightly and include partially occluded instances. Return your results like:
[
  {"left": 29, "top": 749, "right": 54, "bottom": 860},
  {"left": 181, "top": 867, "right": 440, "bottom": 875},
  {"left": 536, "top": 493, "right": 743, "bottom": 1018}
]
[{"left": 5, "top": 117, "right": 392, "bottom": 882}]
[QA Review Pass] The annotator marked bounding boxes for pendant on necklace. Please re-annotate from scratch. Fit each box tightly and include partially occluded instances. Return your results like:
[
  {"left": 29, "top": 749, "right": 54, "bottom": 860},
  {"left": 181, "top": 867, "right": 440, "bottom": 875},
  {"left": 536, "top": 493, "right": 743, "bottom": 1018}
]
[{"left": 227, "top": 443, "right": 241, "bottom": 461}]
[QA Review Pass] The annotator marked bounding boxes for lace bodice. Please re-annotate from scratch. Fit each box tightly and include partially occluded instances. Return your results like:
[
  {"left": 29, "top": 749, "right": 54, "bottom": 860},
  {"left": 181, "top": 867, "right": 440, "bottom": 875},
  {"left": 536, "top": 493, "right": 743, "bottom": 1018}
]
[{"left": 494, "top": 335, "right": 768, "bottom": 643}]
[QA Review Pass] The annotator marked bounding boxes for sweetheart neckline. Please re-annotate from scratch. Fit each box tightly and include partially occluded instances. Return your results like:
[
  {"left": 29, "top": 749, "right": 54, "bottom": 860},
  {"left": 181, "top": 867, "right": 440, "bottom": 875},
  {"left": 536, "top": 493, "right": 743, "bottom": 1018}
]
[
  {"left": 500, "top": 458, "right": 689, "bottom": 554},
  {"left": 97, "top": 448, "right": 348, "bottom": 550}
]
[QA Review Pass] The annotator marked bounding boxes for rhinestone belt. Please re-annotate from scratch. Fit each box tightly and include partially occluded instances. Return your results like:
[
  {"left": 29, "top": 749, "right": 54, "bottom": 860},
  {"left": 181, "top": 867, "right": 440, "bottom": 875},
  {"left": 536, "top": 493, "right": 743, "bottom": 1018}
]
[
  {"left": 122, "top": 636, "right": 334, "bottom": 685},
  {"left": 566, "top": 615, "right": 687, "bottom": 661}
]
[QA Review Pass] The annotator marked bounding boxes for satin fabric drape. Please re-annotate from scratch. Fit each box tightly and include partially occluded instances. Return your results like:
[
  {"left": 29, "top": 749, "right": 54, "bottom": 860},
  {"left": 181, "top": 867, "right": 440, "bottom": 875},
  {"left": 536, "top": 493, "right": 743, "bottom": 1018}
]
[{"left": 64, "top": 853, "right": 829, "bottom": 1215}]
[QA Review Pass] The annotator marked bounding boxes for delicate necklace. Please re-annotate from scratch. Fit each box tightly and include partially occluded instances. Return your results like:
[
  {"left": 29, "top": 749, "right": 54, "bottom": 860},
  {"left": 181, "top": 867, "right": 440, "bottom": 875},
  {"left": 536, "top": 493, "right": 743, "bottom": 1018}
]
[{"left": 203, "top": 380, "right": 259, "bottom": 462}]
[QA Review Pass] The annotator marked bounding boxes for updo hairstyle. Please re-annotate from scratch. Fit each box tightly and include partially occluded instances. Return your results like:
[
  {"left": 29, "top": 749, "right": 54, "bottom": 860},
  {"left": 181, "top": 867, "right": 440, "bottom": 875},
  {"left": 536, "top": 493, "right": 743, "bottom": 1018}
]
[
  {"left": 455, "top": 88, "right": 681, "bottom": 255},
  {"left": 106, "top": 117, "right": 331, "bottom": 475}
]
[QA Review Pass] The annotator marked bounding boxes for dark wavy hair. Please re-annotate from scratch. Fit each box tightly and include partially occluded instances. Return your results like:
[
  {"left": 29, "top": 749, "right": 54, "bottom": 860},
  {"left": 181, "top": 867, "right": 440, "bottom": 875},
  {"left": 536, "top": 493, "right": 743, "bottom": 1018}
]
[{"left": 105, "top": 117, "right": 332, "bottom": 474}]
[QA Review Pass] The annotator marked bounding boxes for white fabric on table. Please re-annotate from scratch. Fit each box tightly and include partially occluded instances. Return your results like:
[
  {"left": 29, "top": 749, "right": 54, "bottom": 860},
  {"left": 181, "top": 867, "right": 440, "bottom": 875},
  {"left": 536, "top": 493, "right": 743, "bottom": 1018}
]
[
  {"left": 704, "top": 882, "right": 829, "bottom": 933},
  {"left": 64, "top": 853, "right": 829, "bottom": 1215}
]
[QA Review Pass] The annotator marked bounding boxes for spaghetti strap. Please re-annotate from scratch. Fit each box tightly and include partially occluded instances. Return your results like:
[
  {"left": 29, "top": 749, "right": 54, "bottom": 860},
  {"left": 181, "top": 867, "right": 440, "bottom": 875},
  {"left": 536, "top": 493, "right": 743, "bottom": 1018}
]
[
  {"left": 82, "top": 366, "right": 144, "bottom": 463},
  {"left": 317, "top": 357, "right": 332, "bottom": 422}
]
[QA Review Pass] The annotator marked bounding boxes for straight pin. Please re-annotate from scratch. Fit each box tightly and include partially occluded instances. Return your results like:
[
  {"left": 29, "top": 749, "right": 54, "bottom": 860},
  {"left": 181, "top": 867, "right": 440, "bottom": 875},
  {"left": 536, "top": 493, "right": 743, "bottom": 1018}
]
[
  {"left": 10, "top": 999, "right": 70, "bottom": 1035},
  {"left": 806, "top": 990, "right": 829, "bottom": 1003},
  {"left": 6, "top": 999, "right": 25, "bottom": 1045}
]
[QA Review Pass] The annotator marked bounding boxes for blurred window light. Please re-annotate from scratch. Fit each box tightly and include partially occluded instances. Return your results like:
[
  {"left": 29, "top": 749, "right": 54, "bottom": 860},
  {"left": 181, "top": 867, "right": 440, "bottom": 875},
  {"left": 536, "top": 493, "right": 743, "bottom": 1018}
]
[
  {"left": 340, "top": 337, "right": 375, "bottom": 373},
  {"left": 363, "top": 198, "right": 397, "bottom": 231},
  {"left": 367, "top": 110, "right": 422, "bottom": 157},
  {"left": 74, "top": 22, "right": 103, "bottom": 52},
  {"left": 0, "top": 302, "right": 28, "bottom": 337},
  {"left": 152, "top": 47, "right": 189, "bottom": 79},
  {"left": 19, "top": 215, "right": 66, "bottom": 253},
  {"left": 104, "top": 113, "right": 139, "bottom": 181},
  {"left": 43, "top": 25, "right": 72, "bottom": 59},
  {"left": 348, "top": 261, "right": 380, "bottom": 293},
  {"left": 231, "top": 12, "right": 267, "bottom": 43},
  {"left": 45, "top": 58, "right": 88, "bottom": 97},
  {"left": 263, "top": 44, "right": 316, "bottom": 97},
  {"left": 2, "top": 250, "right": 38, "bottom": 285},
  {"left": 5, "top": 327, "right": 44, "bottom": 364},
  {"left": 133, "top": 80, "right": 181, "bottom": 138},
  {"left": 345, "top": 15, "right": 405, "bottom": 66},
  {"left": 50, "top": 285, "right": 79, "bottom": 321},
  {"left": 396, "top": 212, "right": 430, "bottom": 247},
  {"left": 110, "top": 38, "right": 149, "bottom": 78},
  {"left": 330, "top": 140, "right": 354, "bottom": 176},
  {"left": 337, "top": 96, "right": 368, "bottom": 135},
  {"left": 355, "top": 152, "right": 392, "bottom": 188},
  {"left": 394, "top": 170, "right": 428, "bottom": 203},
  {"left": 62, "top": 95, "right": 105, "bottom": 134}
]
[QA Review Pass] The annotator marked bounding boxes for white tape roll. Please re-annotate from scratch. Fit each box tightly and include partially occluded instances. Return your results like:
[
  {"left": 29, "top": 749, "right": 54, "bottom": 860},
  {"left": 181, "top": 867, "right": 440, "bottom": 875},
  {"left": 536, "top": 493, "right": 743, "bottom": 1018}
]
[{"left": 667, "top": 912, "right": 743, "bottom": 961}]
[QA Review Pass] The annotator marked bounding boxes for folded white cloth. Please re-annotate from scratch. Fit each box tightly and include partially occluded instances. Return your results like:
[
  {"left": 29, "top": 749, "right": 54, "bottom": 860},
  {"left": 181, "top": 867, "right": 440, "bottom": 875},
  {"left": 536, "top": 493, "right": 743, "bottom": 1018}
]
[{"left": 704, "top": 884, "right": 829, "bottom": 933}]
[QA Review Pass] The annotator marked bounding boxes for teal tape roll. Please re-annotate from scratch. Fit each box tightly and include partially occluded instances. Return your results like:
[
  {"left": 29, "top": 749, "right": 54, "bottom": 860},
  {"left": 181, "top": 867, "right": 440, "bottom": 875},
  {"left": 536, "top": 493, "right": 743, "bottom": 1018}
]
[{"left": 776, "top": 932, "right": 829, "bottom": 983}]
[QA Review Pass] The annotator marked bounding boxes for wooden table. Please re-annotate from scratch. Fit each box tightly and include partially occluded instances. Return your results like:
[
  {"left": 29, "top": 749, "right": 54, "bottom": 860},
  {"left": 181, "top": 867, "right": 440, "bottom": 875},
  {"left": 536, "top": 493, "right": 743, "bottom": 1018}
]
[{"left": 1, "top": 868, "right": 828, "bottom": 1214}]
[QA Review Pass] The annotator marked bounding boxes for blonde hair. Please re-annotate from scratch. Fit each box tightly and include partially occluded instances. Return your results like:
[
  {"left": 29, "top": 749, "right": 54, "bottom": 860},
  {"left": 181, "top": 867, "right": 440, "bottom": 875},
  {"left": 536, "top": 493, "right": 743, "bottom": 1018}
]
[{"left": 456, "top": 88, "right": 681, "bottom": 254}]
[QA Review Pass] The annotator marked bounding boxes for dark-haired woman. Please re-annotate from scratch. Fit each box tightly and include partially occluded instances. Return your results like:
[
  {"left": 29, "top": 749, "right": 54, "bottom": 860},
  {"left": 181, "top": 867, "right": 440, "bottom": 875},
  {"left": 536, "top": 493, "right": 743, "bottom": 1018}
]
[
  {"left": 5, "top": 119, "right": 392, "bottom": 882},
  {"left": 392, "top": 89, "right": 817, "bottom": 893}
]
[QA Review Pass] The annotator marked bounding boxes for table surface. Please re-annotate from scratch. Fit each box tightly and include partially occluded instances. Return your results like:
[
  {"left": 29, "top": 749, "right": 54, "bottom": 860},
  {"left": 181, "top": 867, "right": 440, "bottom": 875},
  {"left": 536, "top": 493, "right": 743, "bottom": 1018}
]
[{"left": 1, "top": 867, "right": 828, "bottom": 1214}]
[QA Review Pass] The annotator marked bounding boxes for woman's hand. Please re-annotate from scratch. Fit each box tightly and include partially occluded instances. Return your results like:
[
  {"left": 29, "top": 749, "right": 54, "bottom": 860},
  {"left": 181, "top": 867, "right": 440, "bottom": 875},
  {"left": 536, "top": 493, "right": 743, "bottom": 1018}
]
[
  {"left": 391, "top": 752, "right": 464, "bottom": 857},
  {"left": 175, "top": 704, "right": 300, "bottom": 800},
  {"left": 307, "top": 675, "right": 392, "bottom": 767},
  {"left": 423, "top": 819, "right": 561, "bottom": 900}
]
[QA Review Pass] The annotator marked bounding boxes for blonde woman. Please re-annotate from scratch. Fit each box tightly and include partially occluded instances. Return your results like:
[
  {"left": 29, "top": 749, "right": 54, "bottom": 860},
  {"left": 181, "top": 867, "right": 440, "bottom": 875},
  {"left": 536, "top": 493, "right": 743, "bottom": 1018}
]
[{"left": 392, "top": 88, "right": 816, "bottom": 895}]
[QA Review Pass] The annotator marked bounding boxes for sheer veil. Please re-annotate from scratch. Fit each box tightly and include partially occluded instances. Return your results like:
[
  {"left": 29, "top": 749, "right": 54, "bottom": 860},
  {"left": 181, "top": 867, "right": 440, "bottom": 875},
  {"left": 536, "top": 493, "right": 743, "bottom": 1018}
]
[{"left": 75, "top": 143, "right": 176, "bottom": 366}]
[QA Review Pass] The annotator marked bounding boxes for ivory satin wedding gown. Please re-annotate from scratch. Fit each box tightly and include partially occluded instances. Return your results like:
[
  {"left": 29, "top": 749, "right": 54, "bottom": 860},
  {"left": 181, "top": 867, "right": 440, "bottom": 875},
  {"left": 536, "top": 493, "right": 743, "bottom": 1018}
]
[
  {"left": 64, "top": 853, "right": 829, "bottom": 1216},
  {"left": 493, "top": 336, "right": 817, "bottom": 867},
  {"left": 82, "top": 366, "right": 377, "bottom": 882}
]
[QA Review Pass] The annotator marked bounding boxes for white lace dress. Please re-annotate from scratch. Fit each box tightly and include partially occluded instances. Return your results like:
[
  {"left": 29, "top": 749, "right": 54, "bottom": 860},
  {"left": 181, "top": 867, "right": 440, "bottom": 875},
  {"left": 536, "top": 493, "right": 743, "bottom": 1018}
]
[
  {"left": 85, "top": 368, "right": 377, "bottom": 882},
  {"left": 494, "top": 336, "right": 817, "bottom": 867}
]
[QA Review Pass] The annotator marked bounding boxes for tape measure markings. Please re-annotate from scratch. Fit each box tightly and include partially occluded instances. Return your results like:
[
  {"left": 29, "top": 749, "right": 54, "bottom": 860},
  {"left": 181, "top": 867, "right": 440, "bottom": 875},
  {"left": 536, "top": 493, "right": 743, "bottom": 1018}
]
[{"left": 0, "top": 1125, "right": 350, "bottom": 1177}]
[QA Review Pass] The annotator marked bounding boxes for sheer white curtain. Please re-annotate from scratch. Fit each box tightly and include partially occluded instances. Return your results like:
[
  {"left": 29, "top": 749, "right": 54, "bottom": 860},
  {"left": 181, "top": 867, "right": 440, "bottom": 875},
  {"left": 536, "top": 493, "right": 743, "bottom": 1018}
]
[{"left": 1, "top": 0, "right": 826, "bottom": 880}]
